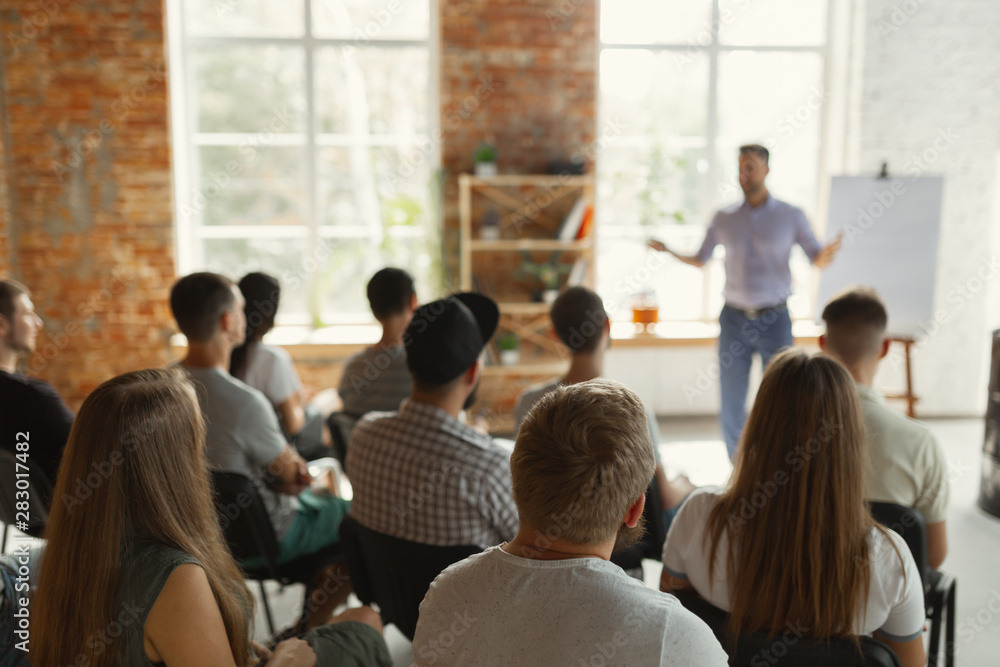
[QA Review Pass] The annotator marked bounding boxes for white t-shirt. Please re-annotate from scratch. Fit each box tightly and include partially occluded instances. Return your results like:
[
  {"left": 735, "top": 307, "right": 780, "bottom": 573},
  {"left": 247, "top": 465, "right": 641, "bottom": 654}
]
[
  {"left": 241, "top": 343, "right": 302, "bottom": 406},
  {"left": 661, "top": 487, "right": 925, "bottom": 642},
  {"left": 412, "top": 545, "right": 728, "bottom": 666}
]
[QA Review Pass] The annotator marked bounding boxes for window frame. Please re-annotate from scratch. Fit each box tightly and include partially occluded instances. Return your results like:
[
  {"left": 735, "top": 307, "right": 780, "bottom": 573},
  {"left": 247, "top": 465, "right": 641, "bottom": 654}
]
[
  {"left": 597, "top": 0, "right": 842, "bottom": 324},
  {"left": 166, "top": 0, "right": 440, "bottom": 327}
]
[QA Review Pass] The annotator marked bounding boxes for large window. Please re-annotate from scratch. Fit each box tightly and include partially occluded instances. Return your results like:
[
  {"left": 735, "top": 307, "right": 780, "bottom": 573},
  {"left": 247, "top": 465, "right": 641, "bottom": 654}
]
[
  {"left": 169, "top": 0, "right": 437, "bottom": 326},
  {"left": 598, "top": 0, "right": 832, "bottom": 323}
]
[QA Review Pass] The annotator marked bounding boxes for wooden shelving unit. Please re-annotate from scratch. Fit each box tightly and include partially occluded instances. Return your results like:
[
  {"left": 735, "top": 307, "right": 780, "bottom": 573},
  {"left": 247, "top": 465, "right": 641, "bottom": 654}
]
[{"left": 458, "top": 173, "right": 596, "bottom": 434}]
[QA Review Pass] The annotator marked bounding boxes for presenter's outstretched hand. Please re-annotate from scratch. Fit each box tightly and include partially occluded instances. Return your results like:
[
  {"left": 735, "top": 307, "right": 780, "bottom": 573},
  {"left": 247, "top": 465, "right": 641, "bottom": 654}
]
[
  {"left": 813, "top": 233, "right": 843, "bottom": 269},
  {"left": 647, "top": 238, "right": 668, "bottom": 253}
]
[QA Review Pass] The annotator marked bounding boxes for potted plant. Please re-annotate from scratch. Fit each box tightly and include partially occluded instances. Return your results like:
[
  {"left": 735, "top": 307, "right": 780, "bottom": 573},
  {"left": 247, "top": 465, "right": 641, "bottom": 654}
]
[
  {"left": 519, "top": 251, "right": 571, "bottom": 303},
  {"left": 480, "top": 208, "right": 501, "bottom": 240},
  {"left": 473, "top": 142, "right": 498, "bottom": 177},
  {"left": 496, "top": 332, "right": 520, "bottom": 366}
]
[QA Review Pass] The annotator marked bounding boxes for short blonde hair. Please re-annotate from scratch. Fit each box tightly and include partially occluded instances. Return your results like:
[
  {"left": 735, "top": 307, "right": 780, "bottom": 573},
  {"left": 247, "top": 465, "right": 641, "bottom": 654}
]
[{"left": 512, "top": 378, "right": 655, "bottom": 545}]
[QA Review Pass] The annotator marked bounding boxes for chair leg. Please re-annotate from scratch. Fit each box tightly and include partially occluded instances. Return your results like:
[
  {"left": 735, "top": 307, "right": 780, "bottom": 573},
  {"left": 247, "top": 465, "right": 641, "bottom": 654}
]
[
  {"left": 928, "top": 605, "right": 942, "bottom": 666},
  {"left": 259, "top": 580, "right": 276, "bottom": 637},
  {"left": 2, "top": 523, "right": 8, "bottom": 554},
  {"left": 945, "top": 582, "right": 956, "bottom": 667}
]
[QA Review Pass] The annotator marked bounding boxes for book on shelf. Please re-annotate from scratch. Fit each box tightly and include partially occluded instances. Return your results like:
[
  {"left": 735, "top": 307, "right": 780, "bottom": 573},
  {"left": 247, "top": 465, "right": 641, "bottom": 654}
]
[
  {"left": 556, "top": 198, "right": 588, "bottom": 241},
  {"left": 566, "top": 258, "right": 589, "bottom": 287}
]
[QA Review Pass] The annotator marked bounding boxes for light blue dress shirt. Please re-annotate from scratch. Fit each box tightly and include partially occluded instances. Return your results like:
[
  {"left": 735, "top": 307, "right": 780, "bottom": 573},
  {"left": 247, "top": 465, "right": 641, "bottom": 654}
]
[{"left": 696, "top": 196, "right": 822, "bottom": 309}]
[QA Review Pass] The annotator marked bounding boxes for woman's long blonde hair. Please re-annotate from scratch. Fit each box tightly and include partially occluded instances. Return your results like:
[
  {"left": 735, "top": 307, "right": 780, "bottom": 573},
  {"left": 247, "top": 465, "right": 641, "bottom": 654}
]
[
  {"left": 704, "top": 349, "right": 899, "bottom": 639},
  {"left": 33, "top": 367, "right": 254, "bottom": 665}
]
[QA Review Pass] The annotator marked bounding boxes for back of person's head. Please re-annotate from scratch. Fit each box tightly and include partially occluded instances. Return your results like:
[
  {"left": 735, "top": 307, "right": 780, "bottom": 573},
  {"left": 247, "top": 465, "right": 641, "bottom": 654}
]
[
  {"left": 367, "top": 267, "right": 415, "bottom": 320},
  {"left": 33, "top": 367, "right": 253, "bottom": 666},
  {"left": 512, "top": 378, "right": 655, "bottom": 545},
  {"left": 550, "top": 286, "right": 608, "bottom": 354},
  {"left": 405, "top": 292, "right": 498, "bottom": 393},
  {"left": 170, "top": 272, "right": 236, "bottom": 343},
  {"left": 231, "top": 272, "right": 281, "bottom": 379},
  {"left": 821, "top": 286, "right": 888, "bottom": 367},
  {"left": 0, "top": 278, "right": 28, "bottom": 323},
  {"left": 704, "top": 348, "right": 887, "bottom": 640}
]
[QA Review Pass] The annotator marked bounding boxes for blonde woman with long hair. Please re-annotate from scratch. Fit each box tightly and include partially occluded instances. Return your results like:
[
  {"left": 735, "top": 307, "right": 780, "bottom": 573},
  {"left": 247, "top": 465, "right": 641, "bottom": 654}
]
[
  {"left": 660, "top": 349, "right": 926, "bottom": 667},
  {"left": 32, "top": 367, "right": 389, "bottom": 666}
]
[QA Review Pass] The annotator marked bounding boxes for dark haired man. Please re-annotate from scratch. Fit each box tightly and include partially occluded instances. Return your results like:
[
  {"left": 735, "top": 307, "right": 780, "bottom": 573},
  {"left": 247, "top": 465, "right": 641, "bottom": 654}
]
[
  {"left": 514, "top": 286, "right": 693, "bottom": 527},
  {"left": 337, "top": 267, "right": 417, "bottom": 417},
  {"left": 820, "top": 286, "right": 949, "bottom": 568},
  {"left": 0, "top": 279, "right": 73, "bottom": 508},
  {"left": 170, "top": 272, "right": 352, "bottom": 633},
  {"left": 650, "top": 144, "right": 841, "bottom": 459},
  {"left": 347, "top": 292, "right": 518, "bottom": 547}
]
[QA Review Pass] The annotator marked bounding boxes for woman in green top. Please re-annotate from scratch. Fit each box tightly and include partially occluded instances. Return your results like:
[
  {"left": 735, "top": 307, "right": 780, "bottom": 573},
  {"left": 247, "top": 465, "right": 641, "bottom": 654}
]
[{"left": 32, "top": 367, "right": 389, "bottom": 666}]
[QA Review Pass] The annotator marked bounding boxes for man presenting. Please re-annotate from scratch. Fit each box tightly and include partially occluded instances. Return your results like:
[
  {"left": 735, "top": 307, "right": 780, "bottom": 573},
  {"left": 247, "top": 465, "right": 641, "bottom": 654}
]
[{"left": 650, "top": 144, "right": 840, "bottom": 458}]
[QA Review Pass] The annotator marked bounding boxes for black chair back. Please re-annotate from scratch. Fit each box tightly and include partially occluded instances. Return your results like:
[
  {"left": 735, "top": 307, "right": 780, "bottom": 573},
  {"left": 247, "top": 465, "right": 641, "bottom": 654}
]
[
  {"left": 338, "top": 514, "right": 480, "bottom": 640},
  {"left": 210, "top": 470, "right": 282, "bottom": 576},
  {"left": 0, "top": 449, "right": 52, "bottom": 541},
  {"left": 672, "top": 589, "right": 902, "bottom": 667},
  {"left": 326, "top": 411, "right": 358, "bottom": 473},
  {"left": 867, "top": 501, "right": 930, "bottom": 582}
]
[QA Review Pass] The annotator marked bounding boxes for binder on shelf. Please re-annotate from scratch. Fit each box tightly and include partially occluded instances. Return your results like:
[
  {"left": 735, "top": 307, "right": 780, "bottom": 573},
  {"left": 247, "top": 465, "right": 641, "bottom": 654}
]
[
  {"left": 556, "top": 198, "right": 588, "bottom": 241},
  {"left": 575, "top": 204, "right": 594, "bottom": 240}
]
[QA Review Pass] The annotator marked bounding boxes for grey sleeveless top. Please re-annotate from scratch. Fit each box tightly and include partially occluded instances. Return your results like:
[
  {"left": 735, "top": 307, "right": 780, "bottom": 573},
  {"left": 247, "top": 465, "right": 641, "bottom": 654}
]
[{"left": 116, "top": 540, "right": 200, "bottom": 666}]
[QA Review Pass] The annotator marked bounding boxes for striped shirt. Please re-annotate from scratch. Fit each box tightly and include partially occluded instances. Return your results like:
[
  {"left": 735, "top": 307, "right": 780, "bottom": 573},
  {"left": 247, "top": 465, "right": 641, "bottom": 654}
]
[{"left": 346, "top": 399, "right": 518, "bottom": 547}]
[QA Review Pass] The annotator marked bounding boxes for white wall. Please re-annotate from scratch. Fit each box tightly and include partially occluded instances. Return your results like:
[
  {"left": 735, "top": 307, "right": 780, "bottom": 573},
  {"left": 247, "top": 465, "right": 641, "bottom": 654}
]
[{"left": 855, "top": 0, "right": 1000, "bottom": 416}]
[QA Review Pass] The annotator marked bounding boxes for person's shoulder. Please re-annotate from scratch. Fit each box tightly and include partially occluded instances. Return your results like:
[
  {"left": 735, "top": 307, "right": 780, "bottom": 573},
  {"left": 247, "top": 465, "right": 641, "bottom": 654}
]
[
  {"left": 716, "top": 201, "right": 744, "bottom": 217},
  {"left": 1, "top": 370, "right": 57, "bottom": 398},
  {"left": 517, "top": 378, "right": 561, "bottom": 405},
  {"left": 256, "top": 342, "right": 292, "bottom": 365},
  {"left": 865, "top": 398, "right": 937, "bottom": 446},
  {"left": 770, "top": 197, "right": 808, "bottom": 220},
  {"left": 424, "top": 548, "right": 494, "bottom": 599}
]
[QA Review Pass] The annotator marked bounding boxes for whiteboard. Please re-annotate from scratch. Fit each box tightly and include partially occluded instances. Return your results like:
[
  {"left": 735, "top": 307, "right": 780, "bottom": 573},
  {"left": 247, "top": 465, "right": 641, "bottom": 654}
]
[{"left": 816, "top": 176, "right": 944, "bottom": 338}]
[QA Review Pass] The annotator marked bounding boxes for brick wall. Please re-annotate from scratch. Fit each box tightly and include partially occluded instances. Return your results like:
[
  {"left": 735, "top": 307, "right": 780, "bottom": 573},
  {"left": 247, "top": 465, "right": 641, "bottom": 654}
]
[
  {"left": 0, "top": 0, "right": 175, "bottom": 410},
  {"left": 859, "top": 0, "right": 1000, "bottom": 416},
  {"left": 439, "top": 0, "right": 597, "bottom": 276}
]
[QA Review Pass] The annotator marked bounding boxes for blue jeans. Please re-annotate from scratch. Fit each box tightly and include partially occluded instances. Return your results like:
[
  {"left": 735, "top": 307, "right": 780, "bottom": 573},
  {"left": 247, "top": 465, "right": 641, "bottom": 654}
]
[{"left": 718, "top": 303, "right": 794, "bottom": 459}]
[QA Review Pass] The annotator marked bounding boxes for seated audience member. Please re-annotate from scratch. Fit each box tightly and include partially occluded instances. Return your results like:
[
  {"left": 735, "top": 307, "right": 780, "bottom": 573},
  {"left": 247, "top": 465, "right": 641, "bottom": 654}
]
[
  {"left": 32, "top": 368, "right": 390, "bottom": 666},
  {"left": 0, "top": 279, "right": 73, "bottom": 508},
  {"left": 346, "top": 292, "right": 518, "bottom": 547},
  {"left": 661, "top": 349, "right": 926, "bottom": 667},
  {"left": 171, "top": 272, "right": 350, "bottom": 633},
  {"left": 337, "top": 267, "right": 416, "bottom": 417},
  {"left": 413, "top": 379, "right": 728, "bottom": 666},
  {"left": 514, "top": 286, "right": 694, "bottom": 525},
  {"left": 231, "top": 272, "right": 330, "bottom": 460},
  {"left": 820, "top": 286, "right": 950, "bottom": 568}
]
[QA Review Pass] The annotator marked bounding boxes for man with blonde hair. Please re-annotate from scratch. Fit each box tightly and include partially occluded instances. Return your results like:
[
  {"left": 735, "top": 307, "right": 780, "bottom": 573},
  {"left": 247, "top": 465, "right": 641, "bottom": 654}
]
[
  {"left": 412, "top": 379, "right": 727, "bottom": 666},
  {"left": 820, "top": 286, "right": 949, "bottom": 568}
]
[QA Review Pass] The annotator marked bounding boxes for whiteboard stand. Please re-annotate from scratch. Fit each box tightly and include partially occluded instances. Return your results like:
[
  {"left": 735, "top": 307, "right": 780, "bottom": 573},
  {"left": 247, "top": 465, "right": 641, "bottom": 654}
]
[{"left": 883, "top": 336, "right": 918, "bottom": 418}]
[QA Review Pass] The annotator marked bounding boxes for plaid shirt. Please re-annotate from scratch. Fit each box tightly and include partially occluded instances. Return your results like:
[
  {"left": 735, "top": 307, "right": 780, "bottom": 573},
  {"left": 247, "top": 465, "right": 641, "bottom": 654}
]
[{"left": 347, "top": 399, "right": 518, "bottom": 547}]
